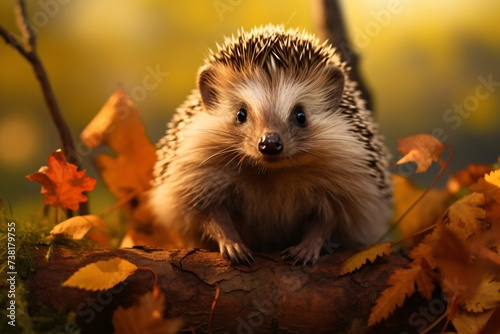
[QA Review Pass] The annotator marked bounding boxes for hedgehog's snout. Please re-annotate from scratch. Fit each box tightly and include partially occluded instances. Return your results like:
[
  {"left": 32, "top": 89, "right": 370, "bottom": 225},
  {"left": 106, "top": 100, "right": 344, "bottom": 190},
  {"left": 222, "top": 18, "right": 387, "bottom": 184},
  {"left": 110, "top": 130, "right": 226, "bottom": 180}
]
[{"left": 258, "top": 132, "right": 283, "bottom": 155}]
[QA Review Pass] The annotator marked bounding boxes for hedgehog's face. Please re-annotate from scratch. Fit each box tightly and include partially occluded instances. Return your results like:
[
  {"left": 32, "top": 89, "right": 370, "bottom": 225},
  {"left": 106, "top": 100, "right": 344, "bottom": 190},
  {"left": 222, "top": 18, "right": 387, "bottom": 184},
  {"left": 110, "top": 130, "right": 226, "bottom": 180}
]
[{"left": 197, "top": 61, "right": 345, "bottom": 169}]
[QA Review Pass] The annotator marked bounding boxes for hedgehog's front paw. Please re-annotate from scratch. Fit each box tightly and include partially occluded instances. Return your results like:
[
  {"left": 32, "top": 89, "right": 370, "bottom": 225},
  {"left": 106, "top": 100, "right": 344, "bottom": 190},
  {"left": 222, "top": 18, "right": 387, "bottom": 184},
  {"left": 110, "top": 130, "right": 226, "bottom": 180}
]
[
  {"left": 219, "top": 241, "right": 254, "bottom": 265},
  {"left": 282, "top": 240, "right": 322, "bottom": 266}
]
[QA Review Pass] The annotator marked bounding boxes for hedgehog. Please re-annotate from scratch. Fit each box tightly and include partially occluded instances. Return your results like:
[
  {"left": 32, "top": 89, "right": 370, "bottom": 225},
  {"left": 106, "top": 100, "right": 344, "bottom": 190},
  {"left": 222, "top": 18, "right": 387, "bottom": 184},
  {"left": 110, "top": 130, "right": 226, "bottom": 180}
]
[{"left": 149, "top": 25, "right": 393, "bottom": 265}]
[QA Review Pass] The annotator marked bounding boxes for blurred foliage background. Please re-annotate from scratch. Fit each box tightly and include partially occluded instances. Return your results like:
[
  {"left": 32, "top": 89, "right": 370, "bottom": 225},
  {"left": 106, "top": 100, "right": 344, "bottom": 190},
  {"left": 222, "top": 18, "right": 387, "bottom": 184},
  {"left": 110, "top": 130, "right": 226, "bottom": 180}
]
[{"left": 1, "top": 0, "right": 499, "bottom": 222}]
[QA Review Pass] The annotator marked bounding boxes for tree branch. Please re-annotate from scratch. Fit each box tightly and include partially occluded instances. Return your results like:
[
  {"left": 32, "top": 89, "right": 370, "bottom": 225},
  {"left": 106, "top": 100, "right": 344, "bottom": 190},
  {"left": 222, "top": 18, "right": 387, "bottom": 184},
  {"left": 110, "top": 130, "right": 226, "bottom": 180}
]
[
  {"left": 26, "top": 246, "right": 433, "bottom": 333},
  {"left": 314, "top": 0, "right": 373, "bottom": 112},
  {"left": 0, "top": 0, "right": 87, "bottom": 214}
]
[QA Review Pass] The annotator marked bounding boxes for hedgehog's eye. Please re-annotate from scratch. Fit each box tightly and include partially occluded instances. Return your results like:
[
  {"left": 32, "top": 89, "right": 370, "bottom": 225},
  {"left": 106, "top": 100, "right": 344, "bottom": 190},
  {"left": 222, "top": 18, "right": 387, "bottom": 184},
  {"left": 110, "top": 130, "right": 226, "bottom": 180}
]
[
  {"left": 292, "top": 105, "right": 306, "bottom": 127},
  {"left": 237, "top": 107, "right": 247, "bottom": 124}
]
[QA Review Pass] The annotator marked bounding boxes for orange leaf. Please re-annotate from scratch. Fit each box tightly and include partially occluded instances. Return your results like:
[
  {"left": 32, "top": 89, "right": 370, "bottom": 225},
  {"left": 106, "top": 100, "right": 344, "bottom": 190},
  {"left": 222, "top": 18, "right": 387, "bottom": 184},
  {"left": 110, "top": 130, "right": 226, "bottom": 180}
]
[
  {"left": 408, "top": 227, "right": 441, "bottom": 269},
  {"left": 338, "top": 242, "right": 392, "bottom": 276},
  {"left": 414, "top": 266, "right": 435, "bottom": 301},
  {"left": 396, "top": 134, "right": 444, "bottom": 173},
  {"left": 368, "top": 266, "right": 421, "bottom": 326},
  {"left": 81, "top": 89, "right": 156, "bottom": 199},
  {"left": 26, "top": 149, "right": 96, "bottom": 211},
  {"left": 112, "top": 287, "right": 184, "bottom": 334}
]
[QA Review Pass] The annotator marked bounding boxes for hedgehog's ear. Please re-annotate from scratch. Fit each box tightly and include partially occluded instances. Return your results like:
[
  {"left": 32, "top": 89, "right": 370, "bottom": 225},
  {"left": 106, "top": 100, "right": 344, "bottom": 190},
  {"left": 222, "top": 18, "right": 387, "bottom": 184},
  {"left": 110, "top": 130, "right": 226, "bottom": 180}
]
[
  {"left": 198, "top": 65, "right": 219, "bottom": 111},
  {"left": 324, "top": 65, "right": 345, "bottom": 110}
]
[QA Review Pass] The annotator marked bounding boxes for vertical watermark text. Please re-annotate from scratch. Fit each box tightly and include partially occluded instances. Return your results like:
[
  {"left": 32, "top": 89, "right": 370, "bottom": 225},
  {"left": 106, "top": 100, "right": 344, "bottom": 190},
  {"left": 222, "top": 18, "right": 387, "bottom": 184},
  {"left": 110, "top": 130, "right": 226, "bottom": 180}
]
[{"left": 6, "top": 220, "right": 17, "bottom": 327}]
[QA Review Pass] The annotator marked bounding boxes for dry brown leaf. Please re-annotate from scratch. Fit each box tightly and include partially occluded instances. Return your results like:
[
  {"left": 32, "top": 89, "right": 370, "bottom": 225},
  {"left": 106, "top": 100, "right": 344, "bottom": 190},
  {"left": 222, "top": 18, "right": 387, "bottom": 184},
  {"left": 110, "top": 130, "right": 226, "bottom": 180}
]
[
  {"left": 338, "top": 241, "right": 392, "bottom": 276},
  {"left": 433, "top": 227, "right": 484, "bottom": 304},
  {"left": 368, "top": 265, "right": 421, "bottom": 326},
  {"left": 393, "top": 175, "right": 449, "bottom": 242},
  {"left": 62, "top": 257, "right": 137, "bottom": 291},
  {"left": 112, "top": 286, "right": 184, "bottom": 334},
  {"left": 81, "top": 88, "right": 156, "bottom": 214},
  {"left": 50, "top": 215, "right": 106, "bottom": 240},
  {"left": 396, "top": 134, "right": 445, "bottom": 173},
  {"left": 26, "top": 149, "right": 96, "bottom": 211}
]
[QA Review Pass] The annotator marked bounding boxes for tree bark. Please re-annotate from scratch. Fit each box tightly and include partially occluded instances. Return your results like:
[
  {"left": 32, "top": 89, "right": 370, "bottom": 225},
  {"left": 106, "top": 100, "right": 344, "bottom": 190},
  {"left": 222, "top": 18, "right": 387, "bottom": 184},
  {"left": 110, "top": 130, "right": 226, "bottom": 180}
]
[{"left": 26, "top": 245, "right": 435, "bottom": 333}]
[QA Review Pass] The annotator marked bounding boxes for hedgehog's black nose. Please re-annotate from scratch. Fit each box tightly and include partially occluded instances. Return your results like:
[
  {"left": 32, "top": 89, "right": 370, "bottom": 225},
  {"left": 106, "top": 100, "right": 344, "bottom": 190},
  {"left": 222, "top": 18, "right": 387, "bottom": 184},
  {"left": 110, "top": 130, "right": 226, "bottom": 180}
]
[{"left": 258, "top": 133, "right": 283, "bottom": 155}]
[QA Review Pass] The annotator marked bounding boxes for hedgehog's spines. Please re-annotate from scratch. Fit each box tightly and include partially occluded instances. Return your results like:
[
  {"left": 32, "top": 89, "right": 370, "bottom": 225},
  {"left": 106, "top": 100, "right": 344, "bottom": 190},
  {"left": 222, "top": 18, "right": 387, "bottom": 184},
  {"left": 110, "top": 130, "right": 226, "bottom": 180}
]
[{"left": 155, "top": 25, "right": 391, "bottom": 196}]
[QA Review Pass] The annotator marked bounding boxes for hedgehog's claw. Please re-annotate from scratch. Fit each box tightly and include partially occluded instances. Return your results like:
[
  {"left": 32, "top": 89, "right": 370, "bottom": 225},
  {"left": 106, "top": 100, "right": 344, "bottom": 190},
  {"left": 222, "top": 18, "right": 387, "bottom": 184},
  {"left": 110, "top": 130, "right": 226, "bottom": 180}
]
[
  {"left": 282, "top": 243, "right": 320, "bottom": 266},
  {"left": 220, "top": 242, "right": 254, "bottom": 265}
]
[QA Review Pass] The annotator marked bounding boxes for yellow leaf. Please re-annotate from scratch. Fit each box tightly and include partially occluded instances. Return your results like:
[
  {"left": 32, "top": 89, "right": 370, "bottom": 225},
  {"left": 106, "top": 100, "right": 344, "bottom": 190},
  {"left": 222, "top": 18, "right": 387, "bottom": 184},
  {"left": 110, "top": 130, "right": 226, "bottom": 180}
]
[
  {"left": 392, "top": 175, "right": 449, "bottom": 242},
  {"left": 463, "top": 275, "right": 500, "bottom": 313},
  {"left": 396, "top": 134, "right": 445, "bottom": 173},
  {"left": 112, "top": 286, "right": 184, "bottom": 334},
  {"left": 338, "top": 242, "right": 392, "bottom": 276},
  {"left": 50, "top": 215, "right": 106, "bottom": 240},
  {"left": 485, "top": 169, "right": 500, "bottom": 188},
  {"left": 451, "top": 308, "right": 495, "bottom": 334},
  {"left": 62, "top": 258, "right": 137, "bottom": 291},
  {"left": 368, "top": 266, "right": 421, "bottom": 326}
]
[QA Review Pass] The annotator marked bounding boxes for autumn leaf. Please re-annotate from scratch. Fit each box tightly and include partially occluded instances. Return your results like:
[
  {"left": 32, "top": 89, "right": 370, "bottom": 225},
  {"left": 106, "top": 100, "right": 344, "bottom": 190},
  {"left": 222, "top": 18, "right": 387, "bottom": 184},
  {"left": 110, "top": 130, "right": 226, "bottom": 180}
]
[
  {"left": 463, "top": 275, "right": 500, "bottom": 313},
  {"left": 432, "top": 227, "right": 484, "bottom": 304},
  {"left": 26, "top": 149, "right": 96, "bottom": 211},
  {"left": 408, "top": 227, "right": 441, "bottom": 269},
  {"left": 62, "top": 257, "right": 137, "bottom": 291},
  {"left": 81, "top": 88, "right": 156, "bottom": 201},
  {"left": 50, "top": 215, "right": 106, "bottom": 240},
  {"left": 368, "top": 265, "right": 421, "bottom": 326},
  {"left": 452, "top": 308, "right": 495, "bottom": 334},
  {"left": 446, "top": 192, "right": 486, "bottom": 239},
  {"left": 414, "top": 266, "right": 435, "bottom": 301},
  {"left": 392, "top": 175, "right": 449, "bottom": 241},
  {"left": 396, "top": 134, "right": 445, "bottom": 173},
  {"left": 469, "top": 169, "right": 500, "bottom": 203},
  {"left": 81, "top": 89, "right": 184, "bottom": 249},
  {"left": 112, "top": 286, "right": 184, "bottom": 334},
  {"left": 477, "top": 306, "right": 500, "bottom": 334},
  {"left": 338, "top": 242, "right": 392, "bottom": 276}
]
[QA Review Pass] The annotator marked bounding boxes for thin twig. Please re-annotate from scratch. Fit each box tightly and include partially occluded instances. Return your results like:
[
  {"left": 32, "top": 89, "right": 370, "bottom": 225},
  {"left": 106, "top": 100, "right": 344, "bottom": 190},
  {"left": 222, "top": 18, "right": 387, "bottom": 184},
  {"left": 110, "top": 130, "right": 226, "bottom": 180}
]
[
  {"left": 208, "top": 285, "right": 220, "bottom": 334},
  {"left": 0, "top": 0, "right": 87, "bottom": 214},
  {"left": 15, "top": 0, "right": 35, "bottom": 50}
]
